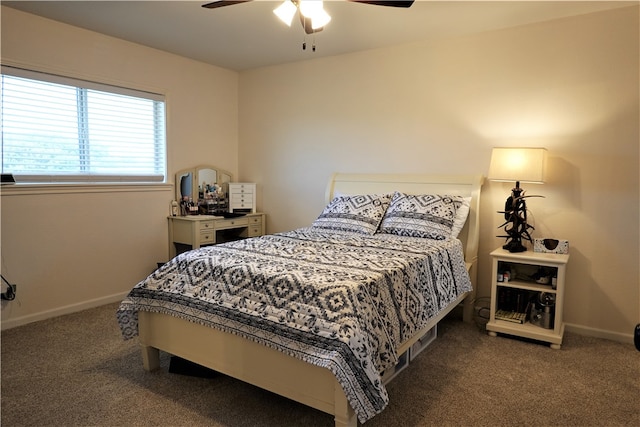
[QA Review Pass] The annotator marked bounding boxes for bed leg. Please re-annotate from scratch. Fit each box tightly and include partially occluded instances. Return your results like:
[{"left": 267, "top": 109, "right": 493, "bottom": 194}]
[
  {"left": 141, "top": 345, "right": 161, "bottom": 371},
  {"left": 334, "top": 383, "right": 357, "bottom": 427},
  {"left": 463, "top": 260, "right": 477, "bottom": 323},
  {"left": 463, "top": 296, "right": 474, "bottom": 323}
]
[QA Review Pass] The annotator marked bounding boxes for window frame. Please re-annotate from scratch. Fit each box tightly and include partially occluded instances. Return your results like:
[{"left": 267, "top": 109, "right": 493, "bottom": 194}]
[{"left": 1, "top": 65, "right": 168, "bottom": 187}]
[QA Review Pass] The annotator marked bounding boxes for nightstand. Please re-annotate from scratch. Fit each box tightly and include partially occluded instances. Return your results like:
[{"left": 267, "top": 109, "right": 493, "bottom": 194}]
[{"left": 486, "top": 247, "right": 569, "bottom": 349}]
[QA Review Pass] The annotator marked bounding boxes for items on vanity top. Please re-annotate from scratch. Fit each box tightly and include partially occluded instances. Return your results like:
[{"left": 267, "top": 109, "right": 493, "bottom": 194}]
[
  {"left": 228, "top": 183, "right": 256, "bottom": 214},
  {"left": 191, "top": 182, "right": 256, "bottom": 215},
  {"left": 174, "top": 165, "right": 257, "bottom": 216},
  {"left": 175, "top": 182, "right": 257, "bottom": 216}
]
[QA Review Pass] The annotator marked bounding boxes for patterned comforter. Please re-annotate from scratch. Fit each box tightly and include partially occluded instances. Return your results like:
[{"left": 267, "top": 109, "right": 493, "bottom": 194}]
[{"left": 117, "top": 227, "right": 472, "bottom": 423}]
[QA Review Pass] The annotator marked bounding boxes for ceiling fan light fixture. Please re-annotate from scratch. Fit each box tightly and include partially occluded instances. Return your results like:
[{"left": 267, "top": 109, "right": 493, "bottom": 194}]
[
  {"left": 273, "top": 0, "right": 297, "bottom": 26},
  {"left": 299, "top": 1, "right": 331, "bottom": 29},
  {"left": 311, "top": 8, "right": 331, "bottom": 29}
]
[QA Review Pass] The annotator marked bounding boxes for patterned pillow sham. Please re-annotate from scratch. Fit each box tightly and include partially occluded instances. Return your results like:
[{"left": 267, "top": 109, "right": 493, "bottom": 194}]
[
  {"left": 312, "top": 193, "right": 392, "bottom": 235},
  {"left": 379, "top": 192, "right": 465, "bottom": 240}
]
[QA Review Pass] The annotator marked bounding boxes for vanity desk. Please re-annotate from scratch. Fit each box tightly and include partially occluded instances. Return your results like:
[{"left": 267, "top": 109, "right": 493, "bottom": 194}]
[
  {"left": 169, "top": 164, "right": 265, "bottom": 258},
  {"left": 168, "top": 213, "right": 265, "bottom": 258}
]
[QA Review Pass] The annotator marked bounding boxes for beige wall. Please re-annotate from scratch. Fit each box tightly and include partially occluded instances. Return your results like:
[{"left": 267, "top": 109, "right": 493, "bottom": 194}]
[
  {"left": 239, "top": 6, "right": 639, "bottom": 341},
  {"left": 1, "top": 6, "right": 638, "bottom": 342},
  {"left": 0, "top": 7, "right": 239, "bottom": 328}
]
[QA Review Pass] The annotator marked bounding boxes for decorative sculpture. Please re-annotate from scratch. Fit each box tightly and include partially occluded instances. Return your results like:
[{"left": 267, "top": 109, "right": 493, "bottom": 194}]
[{"left": 497, "top": 181, "right": 543, "bottom": 252}]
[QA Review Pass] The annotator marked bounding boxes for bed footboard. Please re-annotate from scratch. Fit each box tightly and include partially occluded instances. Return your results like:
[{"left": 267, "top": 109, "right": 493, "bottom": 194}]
[
  {"left": 137, "top": 311, "right": 357, "bottom": 427},
  {"left": 136, "top": 292, "right": 467, "bottom": 427}
]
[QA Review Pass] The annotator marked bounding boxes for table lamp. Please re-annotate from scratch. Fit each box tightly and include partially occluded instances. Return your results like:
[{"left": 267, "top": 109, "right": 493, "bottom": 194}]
[{"left": 488, "top": 147, "right": 547, "bottom": 252}]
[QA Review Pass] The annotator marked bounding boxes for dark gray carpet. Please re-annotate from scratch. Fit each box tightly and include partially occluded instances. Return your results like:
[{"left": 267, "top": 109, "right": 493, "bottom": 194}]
[{"left": 2, "top": 302, "right": 638, "bottom": 426}]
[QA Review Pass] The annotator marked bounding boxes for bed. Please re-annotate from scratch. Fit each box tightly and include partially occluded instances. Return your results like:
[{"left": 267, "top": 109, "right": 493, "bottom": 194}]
[{"left": 117, "top": 172, "right": 484, "bottom": 426}]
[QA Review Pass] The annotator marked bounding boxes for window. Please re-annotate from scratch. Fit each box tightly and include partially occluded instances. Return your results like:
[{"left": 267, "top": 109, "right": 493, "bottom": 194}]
[{"left": 1, "top": 66, "right": 166, "bottom": 183}]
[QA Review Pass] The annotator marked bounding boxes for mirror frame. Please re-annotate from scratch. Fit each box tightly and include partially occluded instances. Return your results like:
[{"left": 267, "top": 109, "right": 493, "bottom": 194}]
[{"left": 175, "top": 165, "right": 233, "bottom": 202}]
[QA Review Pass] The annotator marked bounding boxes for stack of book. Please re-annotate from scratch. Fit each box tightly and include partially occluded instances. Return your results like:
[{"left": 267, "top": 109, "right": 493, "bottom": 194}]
[
  {"left": 494, "top": 309, "right": 527, "bottom": 324},
  {"left": 496, "top": 288, "right": 534, "bottom": 324}
]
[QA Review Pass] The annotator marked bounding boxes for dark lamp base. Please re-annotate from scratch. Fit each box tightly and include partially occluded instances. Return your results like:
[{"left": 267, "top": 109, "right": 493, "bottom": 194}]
[{"left": 503, "top": 241, "right": 527, "bottom": 253}]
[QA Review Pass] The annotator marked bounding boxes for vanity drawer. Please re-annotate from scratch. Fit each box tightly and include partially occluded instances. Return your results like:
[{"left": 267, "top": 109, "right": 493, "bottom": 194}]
[
  {"left": 230, "top": 200, "right": 253, "bottom": 210},
  {"left": 200, "top": 230, "right": 215, "bottom": 245},
  {"left": 216, "top": 217, "right": 249, "bottom": 230},
  {"left": 198, "top": 220, "right": 214, "bottom": 233},
  {"left": 247, "top": 215, "right": 263, "bottom": 237},
  {"left": 229, "top": 183, "right": 254, "bottom": 194},
  {"left": 248, "top": 227, "right": 262, "bottom": 237},
  {"left": 248, "top": 224, "right": 262, "bottom": 237}
]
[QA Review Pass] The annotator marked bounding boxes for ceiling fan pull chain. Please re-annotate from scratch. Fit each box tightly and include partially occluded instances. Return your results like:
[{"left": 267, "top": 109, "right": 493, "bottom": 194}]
[{"left": 312, "top": 34, "right": 316, "bottom": 52}]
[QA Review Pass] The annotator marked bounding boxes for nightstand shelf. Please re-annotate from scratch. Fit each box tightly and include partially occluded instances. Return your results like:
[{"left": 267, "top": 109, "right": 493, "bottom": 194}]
[
  {"left": 495, "top": 279, "right": 556, "bottom": 293},
  {"left": 486, "top": 248, "right": 569, "bottom": 349}
]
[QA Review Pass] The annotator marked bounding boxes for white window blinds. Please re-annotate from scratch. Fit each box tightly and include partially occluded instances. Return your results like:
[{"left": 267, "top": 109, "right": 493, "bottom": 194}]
[{"left": 1, "top": 66, "right": 166, "bottom": 183}]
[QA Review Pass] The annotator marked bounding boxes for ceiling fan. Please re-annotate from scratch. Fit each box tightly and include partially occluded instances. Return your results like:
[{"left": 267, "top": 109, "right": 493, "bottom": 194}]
[{"left": 202, "top": 1, "right": 415, "bottom": 35}]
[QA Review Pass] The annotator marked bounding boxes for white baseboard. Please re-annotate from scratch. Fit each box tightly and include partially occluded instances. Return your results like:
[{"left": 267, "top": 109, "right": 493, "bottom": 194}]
[
  {"left": 2, "top": 294, "right": 635, "bottom": 346},
  {"left": 565, "top": 322, "right": 634, "bottom": 345},
  {"left": 0, "top": 291, "right": 129, "bottom": 331}
]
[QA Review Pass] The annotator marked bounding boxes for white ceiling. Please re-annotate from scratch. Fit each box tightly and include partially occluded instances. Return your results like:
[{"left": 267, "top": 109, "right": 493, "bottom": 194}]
[{"left": 3, "top": 1, "right": 634, "bottom": 71}]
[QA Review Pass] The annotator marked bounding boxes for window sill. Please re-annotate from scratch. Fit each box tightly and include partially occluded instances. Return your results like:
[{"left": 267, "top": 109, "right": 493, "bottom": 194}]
[{"left": 0, "top": 182, "right": 172, "bottom": 196}]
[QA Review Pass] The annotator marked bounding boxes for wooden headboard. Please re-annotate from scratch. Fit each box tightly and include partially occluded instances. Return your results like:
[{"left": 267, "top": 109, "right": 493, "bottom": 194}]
[{"left": 325, "top": 173, "right": 485, "bottom": 322}]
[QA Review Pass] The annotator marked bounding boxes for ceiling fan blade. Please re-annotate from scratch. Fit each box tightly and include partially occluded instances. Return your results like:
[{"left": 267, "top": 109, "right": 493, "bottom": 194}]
[
  {"left": 348, "top": 0, "right": 414, "bottom": 7},
  {"left": 202, "top": 1, "right": 253, "bottom": 9}
]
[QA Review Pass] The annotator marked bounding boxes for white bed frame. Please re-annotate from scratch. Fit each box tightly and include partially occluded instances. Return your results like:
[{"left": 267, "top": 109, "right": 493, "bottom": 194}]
[{"left": 138, "top": 173, "right": 484, "bottom": 427}]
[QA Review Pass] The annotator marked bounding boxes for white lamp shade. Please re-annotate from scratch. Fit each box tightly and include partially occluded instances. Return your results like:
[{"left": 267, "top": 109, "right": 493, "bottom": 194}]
[
  {"left": 488, "top": 147, "right": 547, "bottom": 183},
  {"left": 273, "top": 0, "right": 297, "bottom": 26}
]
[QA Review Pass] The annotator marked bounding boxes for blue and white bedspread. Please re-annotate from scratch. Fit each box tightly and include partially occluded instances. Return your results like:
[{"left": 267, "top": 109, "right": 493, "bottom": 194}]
[{"left": 117, "top": 227, "right": 471, "bottom": 423}]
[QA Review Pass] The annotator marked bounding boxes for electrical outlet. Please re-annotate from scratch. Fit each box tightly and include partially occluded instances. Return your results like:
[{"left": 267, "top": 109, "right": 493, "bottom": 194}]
[{"left": 1, "top": 283, "right": 16, "bottom": 301}]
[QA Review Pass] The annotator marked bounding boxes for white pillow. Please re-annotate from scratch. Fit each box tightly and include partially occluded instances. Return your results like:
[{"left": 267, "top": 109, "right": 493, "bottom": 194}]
[{"left": 450, "top": 197, "right": 471, "bottom": 238}]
